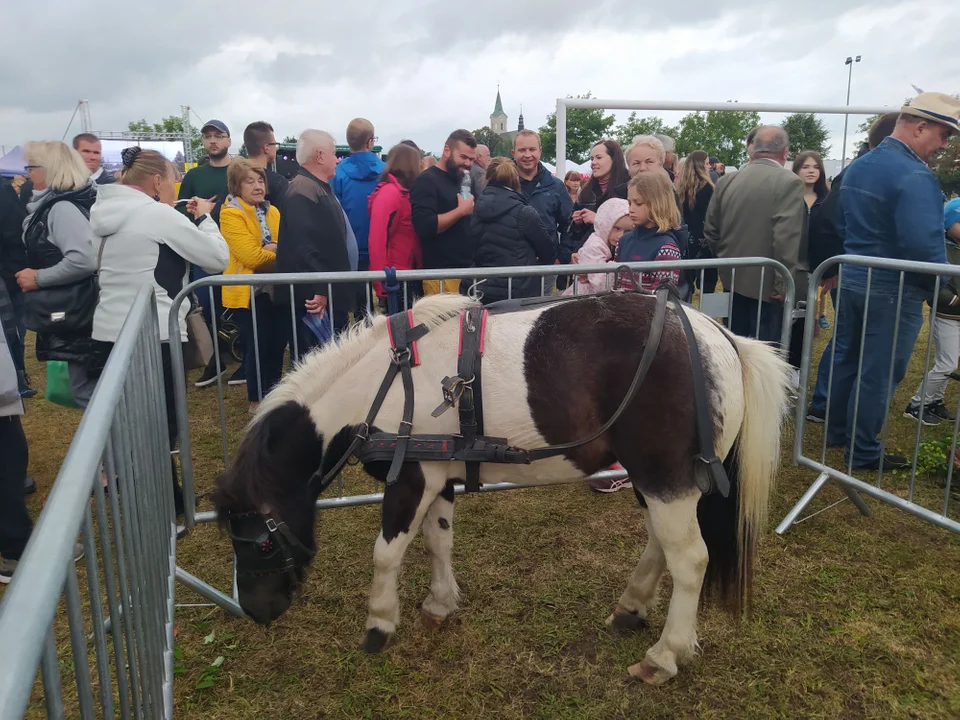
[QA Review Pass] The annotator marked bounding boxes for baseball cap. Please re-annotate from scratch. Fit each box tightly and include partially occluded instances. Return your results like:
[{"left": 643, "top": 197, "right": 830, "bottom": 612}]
[
  {"left": 709, "top": 156, "right": 720, "bottom": 165},
  {"left": 945, "top": 198, "right": 960, "bottom": 232},
  {"left": 201, "top": 119, "right": 230, "bottom": 136}
]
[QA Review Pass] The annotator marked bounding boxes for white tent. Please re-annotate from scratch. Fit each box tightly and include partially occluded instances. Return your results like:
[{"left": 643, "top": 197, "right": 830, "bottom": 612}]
[{"left": 0, "top": 145, "right": 24, "bottom": 177}]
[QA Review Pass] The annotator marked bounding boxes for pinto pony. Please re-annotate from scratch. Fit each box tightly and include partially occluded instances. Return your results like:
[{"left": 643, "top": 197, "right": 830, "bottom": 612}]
[{"left": 213, "top": 292, "right": 792, "bottom": 684}]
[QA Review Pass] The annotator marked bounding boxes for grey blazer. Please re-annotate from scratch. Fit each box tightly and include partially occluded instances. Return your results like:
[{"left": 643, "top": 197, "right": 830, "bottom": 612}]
[{"left": 704, "top": 158, "right": 806, "bottom": 302}]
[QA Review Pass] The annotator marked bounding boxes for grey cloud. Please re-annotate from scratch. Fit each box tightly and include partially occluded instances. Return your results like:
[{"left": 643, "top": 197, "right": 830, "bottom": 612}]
[{"left": 1, "top": 0, "right": 957, "bottom": 154}]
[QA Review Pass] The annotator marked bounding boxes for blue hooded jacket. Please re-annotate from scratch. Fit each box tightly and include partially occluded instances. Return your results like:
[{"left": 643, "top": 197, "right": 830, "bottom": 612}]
[{"left": 332, "top": 151, "right": 385, "bottom": 261}]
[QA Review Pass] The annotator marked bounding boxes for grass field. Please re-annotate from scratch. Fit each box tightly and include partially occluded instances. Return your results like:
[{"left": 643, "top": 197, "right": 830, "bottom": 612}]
[{"left": 11, "top": 313, "right": 960, "bottom": 719}]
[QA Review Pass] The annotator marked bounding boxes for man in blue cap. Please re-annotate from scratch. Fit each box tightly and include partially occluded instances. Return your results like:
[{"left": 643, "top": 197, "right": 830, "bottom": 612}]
[{"left": 178, "top": 120, "right": 240, "bottom": 387}]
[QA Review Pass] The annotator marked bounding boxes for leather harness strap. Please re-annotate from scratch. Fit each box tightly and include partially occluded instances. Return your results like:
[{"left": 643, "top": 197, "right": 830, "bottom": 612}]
[
  {"left": 670, "top": 295, "right": 731, "bottom": 497},
  {"left": 457, "top": 307, "right": 485, "bottom": 492},
  {"left": 309, "top": 311, "right": 428, "bottom": 495},
  {"left": 319, "top": 282, "right": 730, "bottom": 498}
]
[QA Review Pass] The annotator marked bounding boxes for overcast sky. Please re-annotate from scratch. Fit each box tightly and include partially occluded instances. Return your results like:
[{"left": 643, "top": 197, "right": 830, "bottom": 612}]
[{"left": 1, "top": 0, "right": 958, "bottom": 162}]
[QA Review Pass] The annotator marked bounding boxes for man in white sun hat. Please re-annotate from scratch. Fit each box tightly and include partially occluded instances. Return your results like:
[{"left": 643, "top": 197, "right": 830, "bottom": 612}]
[{"left": 822, "top": 91, "right": 960, "bottom": 472}]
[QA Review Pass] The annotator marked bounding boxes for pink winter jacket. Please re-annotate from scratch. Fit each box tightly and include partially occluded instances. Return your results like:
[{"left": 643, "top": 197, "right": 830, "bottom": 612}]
[{"left": 563, "top": 198, "right": 629, "bottom": 296}]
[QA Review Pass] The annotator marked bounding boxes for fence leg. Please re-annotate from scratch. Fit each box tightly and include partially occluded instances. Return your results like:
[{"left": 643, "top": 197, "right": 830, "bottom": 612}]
[
  {"left": 175, "top": 566, "right": 246, "bottom": 618},
  {"left": 775, "top": 473, "right": 830, "bottom": 535},
  {"left": 40, "top": 628, "right": 64, "bottom": 719},
  {"left": 839, "top": 484, "right": 873, "bottom": 517}
]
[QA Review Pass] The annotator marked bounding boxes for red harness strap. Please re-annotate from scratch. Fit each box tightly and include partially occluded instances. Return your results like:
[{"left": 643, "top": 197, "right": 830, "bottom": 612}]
[{"left": 386, "top": 309, "right": 421, "bottom": 366}]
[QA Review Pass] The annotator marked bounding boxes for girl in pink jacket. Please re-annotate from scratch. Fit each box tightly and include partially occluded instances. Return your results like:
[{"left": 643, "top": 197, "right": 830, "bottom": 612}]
[{"left": 563, "top": 198, "right": 633, "bottom": 296}]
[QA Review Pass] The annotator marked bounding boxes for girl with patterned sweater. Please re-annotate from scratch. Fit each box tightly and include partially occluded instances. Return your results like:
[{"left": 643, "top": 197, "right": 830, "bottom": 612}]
[{"left": 615, "top": 170, "right": 684, "bottom": 291}]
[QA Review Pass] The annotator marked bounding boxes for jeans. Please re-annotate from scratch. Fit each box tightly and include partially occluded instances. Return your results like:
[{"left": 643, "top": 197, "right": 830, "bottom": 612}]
[
  {"left": 911, "top": 316, "right": 960, "bottom": 406},
  {"left": 825, "top": 283, "right": 926, "bottom": 466},
  {"left": 0, "top": 416, "right": 31, "bottom": 561},
  {"left": 729, "top": 292, "right": 784, "bottom": 344},
  {"left": 235, "top": 298, "right": 288, "bottom": 403}
]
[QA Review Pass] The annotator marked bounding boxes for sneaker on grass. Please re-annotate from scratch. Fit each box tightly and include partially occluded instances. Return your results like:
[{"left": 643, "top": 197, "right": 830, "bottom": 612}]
[
  {"left": 903, "top": 402, "right": 942, "bottom": 427},
  {"left": 589, "top": 463, "right": 632, "bottom": 493},
  {"left": 227, "top": 366, "right": 246, "bottom": 386},
  {"left": 0, "top": 543, "right": 83, "bottom": 584},
  {"left": 194, "top": 357, "right": 228, "bottom": 388}
]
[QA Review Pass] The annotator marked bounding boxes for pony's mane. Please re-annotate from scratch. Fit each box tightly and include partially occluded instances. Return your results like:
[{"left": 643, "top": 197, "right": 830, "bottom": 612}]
[{"left": 256, "top": 293, "right": 473, "bottom": 419}]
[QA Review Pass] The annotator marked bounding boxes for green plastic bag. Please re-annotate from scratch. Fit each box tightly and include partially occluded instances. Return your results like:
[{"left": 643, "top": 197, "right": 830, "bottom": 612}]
[{"left": 45, "top": 361, "right": 80, "bottom": 409}]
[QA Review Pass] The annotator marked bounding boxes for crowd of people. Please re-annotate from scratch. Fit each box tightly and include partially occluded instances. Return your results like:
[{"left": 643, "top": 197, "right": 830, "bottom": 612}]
[{"left": 1, "top": 90, "right": 959, "bottom": 579}]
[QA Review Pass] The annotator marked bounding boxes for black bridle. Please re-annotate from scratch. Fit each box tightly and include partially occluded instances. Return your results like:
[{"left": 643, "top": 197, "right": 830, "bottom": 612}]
[{"left": 226, "top": 509, "right": 317, "bottom": 585}]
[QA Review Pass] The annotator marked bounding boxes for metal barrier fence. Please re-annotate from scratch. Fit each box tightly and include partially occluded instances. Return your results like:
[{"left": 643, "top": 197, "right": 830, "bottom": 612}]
[
  {"left": 168, "top": 258, "right": 794, "bottom": 616},
  {"left": 0, "top": 287, "right": 177, "bottom": 719},
  {"left": 778, "top": 255, "right": 960, "bottom": 535}
]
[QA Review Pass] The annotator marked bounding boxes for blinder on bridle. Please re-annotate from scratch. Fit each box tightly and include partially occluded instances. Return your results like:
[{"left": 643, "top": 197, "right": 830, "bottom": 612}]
[{"left": 227, "top": 510, "right": 316, "bottom": 584}]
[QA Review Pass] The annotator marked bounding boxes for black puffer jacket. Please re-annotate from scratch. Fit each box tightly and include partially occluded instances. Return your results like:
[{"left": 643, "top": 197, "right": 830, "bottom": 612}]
[{"left": 467, "top": 185, "right": 556, "bottom": 303}]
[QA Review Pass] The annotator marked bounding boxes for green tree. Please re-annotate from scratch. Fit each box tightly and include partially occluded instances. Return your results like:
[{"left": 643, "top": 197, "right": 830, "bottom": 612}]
[
  {"left": 471, "top": 126, "right": 511, "bottom": 158},
  {"left": 537, "top": 92, "right": 617, "bottom": 164},
  {"left": 127, "top": 116, "right": 204, "bottom": 161},
  {"left": 781, "top": 113, "right": 831, "bottom": 158},
  {"left": 932, "top": 137, "right": 960, "bottom": 197},
  {"left": 673, "top": 109, "right": 761, "bottom": 166},
  {"left": 282, "top": 135, "right": 298, "bottom": 144},
  {"left": 857, "top": 114, "right": 882, "bottom": 135},
  {"left": 613, "top": 113, "right": 672, "bottom": 149}
]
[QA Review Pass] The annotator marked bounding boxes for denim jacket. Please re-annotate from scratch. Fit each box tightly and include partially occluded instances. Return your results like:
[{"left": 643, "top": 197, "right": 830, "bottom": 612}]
[{"left": 839, "top": 136, "right": 946, "bottom": 291}]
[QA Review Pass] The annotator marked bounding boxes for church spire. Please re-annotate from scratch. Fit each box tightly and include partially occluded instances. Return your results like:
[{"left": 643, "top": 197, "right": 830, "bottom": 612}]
[
  {"left": 493, "top": 85, "right": 504, "bottom": 115},
  {"left": 518, "top": 103, "right": 524, "bottom": 131}
]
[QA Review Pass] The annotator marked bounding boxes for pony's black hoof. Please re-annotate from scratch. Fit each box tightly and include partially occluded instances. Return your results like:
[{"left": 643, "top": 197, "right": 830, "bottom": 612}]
[
  {"left": 606, "top": 609, "right": 647, "bottom": 633},
  {"left": 362, "top": 627, "right": 391, "bottom": 653}
]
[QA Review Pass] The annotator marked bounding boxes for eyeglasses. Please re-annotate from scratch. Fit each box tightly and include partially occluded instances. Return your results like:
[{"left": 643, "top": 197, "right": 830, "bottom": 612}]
[
  {"left": 24, "top": 165, "right": 42, "bottom": 171},
  {"left": 203, "top": 133, "right": 229, "bottom": 141},
  {"left": 265, "top": 142, "right": 280, "bottom": 147}
]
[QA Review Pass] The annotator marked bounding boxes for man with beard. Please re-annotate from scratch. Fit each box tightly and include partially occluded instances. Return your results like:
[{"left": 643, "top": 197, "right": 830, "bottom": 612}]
[
  {"left": 179, "top": 120, "right": 232, "bottom": 210},
  {"left": 411, "top": 129, "right": 477, "bottom": 294},
  {"left": 178, "top": 120, "right": 237, "bottom": 387},
  {"left": 512, "top": 130, "right": 571, "bottom": 291}
]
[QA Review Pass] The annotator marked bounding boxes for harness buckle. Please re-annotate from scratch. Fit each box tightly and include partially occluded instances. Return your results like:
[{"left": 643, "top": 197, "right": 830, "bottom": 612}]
[
  {"left": 356, "top": 422, "right": 370, "bottom": 442},
  {"left": 432, "top": 376, "right": 468, "bottom": 417},
  {"left": 391, "top": 347, "right": 412, "bottom": 366},
  {"left": 264, "top": 517, "right": 280, "bottom": 533}
]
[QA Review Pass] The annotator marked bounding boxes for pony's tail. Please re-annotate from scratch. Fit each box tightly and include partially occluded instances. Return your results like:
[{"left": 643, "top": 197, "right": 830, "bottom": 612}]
[{"left": 699, "top": 335, "right": 792, "bottom": 615}]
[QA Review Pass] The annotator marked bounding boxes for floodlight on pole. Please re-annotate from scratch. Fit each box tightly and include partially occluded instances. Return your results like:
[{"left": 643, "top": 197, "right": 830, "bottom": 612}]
[{"left": 840, "top": 55, "right": 862, "bottom": 170}]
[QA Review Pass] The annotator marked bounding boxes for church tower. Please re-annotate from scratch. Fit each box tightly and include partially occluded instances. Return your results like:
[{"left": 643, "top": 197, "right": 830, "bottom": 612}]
[
  {"left": 490, "top": 86, "right": 508, "bottom": 134},
  {"left": 517, "top": 104, "right": 524, "bottom": 131}
]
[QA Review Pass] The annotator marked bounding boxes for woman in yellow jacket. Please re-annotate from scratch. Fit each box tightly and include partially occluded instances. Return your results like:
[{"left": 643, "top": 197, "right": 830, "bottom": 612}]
[{"left": 220, "top": 158, "right": 284, "bottom": 413}]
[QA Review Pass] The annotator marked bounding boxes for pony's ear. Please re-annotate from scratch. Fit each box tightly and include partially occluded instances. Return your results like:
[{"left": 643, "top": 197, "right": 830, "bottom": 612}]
[{"left": 214, "top": 401, "right": 325, "bottom": 515}]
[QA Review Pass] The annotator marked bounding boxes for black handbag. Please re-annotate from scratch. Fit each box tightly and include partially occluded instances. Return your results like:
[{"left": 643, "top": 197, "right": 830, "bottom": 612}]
[
  {"left": 22, "top": 275, "right": 99, "bottom": 333},
  {"left": 22, "top": 236, "right": 104, "bottom": 334}
]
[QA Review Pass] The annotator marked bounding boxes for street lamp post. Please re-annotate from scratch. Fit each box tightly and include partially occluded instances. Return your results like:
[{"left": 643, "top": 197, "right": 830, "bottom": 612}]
[{"left": 840, "top": 55, "right": 862, "bottom": 170}]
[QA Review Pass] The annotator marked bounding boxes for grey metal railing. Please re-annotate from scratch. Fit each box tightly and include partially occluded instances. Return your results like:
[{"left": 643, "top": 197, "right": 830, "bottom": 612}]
[
  {"left": 167, "top": 258, "right": 794, "bottom": 617},
  {"left": 779, "top": 255, "right": 960, "bottom": 535},
  {"left": 0, "top": 286, "right": 177, "bottom": 719}
]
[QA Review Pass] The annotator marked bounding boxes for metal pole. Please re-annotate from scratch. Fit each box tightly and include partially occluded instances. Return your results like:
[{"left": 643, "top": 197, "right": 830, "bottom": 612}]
[
  {"left": 840, "top": 56, "right": 860, "bottom": 170},
  {"left": 556, "top": 98, "right": 566, "bottom": 178}
]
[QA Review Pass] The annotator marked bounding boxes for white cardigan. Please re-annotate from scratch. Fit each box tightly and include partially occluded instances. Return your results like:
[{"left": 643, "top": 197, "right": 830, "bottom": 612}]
[{"left": 90, "top": 185, "right": 229, "bottom": 343}]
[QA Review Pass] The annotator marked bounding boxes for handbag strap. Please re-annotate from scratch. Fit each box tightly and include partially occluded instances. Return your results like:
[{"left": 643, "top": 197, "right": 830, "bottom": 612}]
[{"left": 96, "top": 236, "right": 106, "bottom": 274}]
